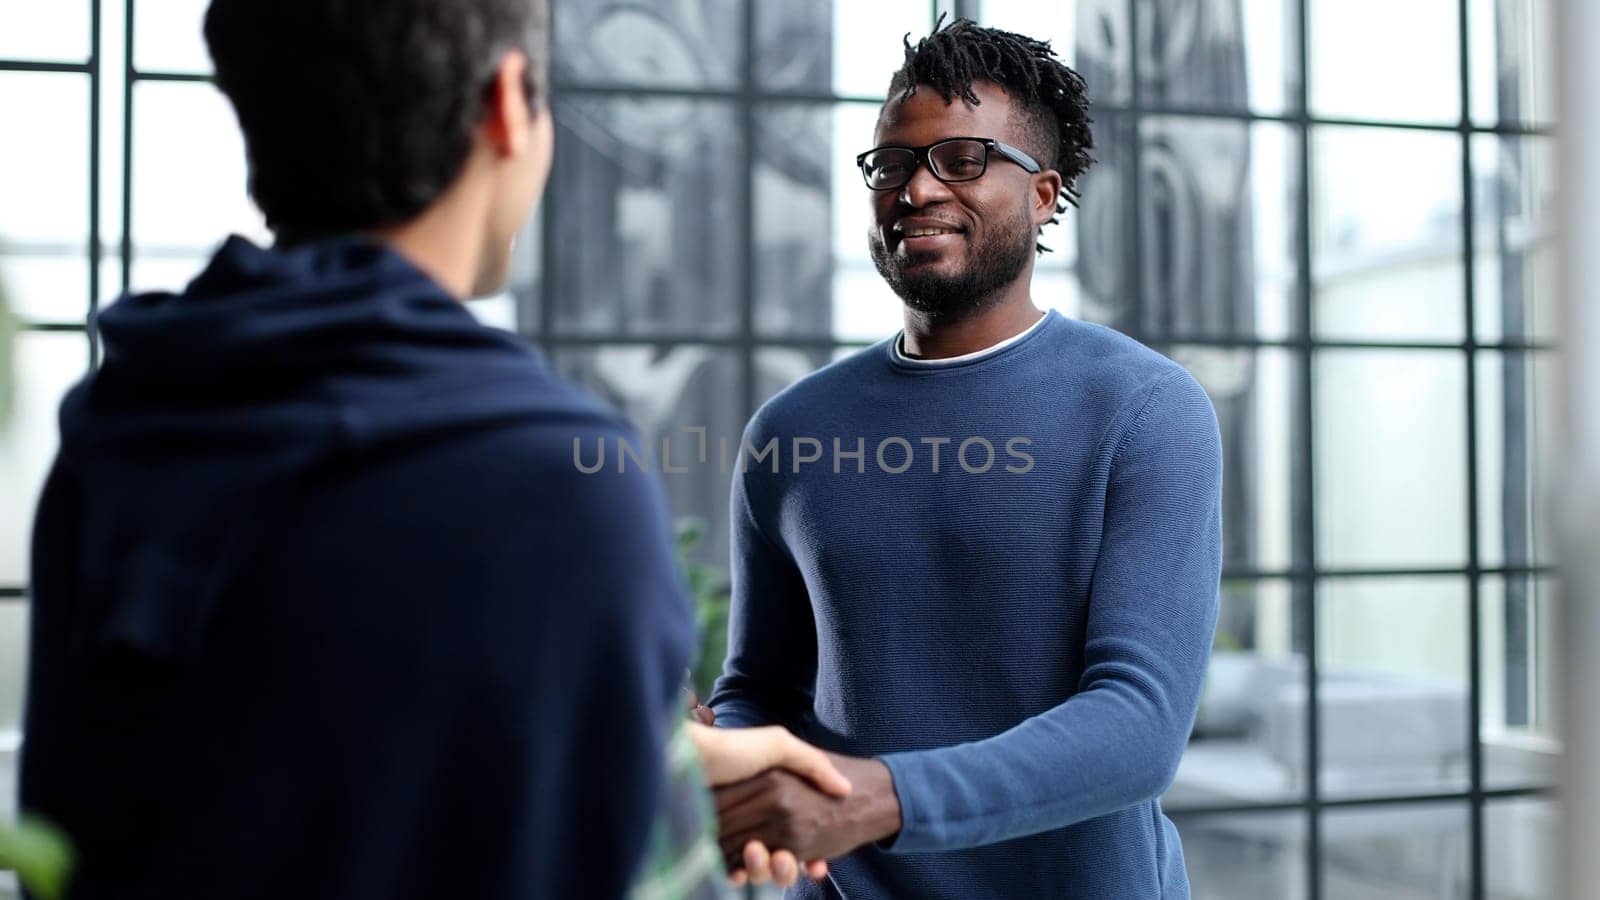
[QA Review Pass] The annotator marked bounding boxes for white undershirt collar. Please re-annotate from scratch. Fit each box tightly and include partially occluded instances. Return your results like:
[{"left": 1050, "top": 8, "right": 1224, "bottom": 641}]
[{"left": 892, "top": 309, "right": 1052, "bottom": 367}]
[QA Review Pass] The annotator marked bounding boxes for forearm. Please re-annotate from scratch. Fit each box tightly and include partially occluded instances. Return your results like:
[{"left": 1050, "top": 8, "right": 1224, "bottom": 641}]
[{"left": 878, "top": 682, "right": 1189, "bottom": 853}]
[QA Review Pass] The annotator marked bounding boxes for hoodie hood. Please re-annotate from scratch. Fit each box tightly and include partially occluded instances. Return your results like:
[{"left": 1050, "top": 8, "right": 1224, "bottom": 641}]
[{"left": 56, "top": 235, "right": 603, "bottom": 664}]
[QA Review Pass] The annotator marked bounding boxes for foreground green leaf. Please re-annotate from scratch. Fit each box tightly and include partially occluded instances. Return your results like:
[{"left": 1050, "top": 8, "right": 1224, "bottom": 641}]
[{"left": 0, "top": 815, "right": 75, "bottom": 900}]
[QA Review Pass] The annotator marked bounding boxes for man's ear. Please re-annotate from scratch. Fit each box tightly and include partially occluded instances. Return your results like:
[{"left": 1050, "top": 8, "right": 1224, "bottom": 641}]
[
  {"left": 1031, "top": 170, "right": 1064, "bottom": 227},
  {"left": 483, "top": 50, "right": 533, "bottom": 157}
]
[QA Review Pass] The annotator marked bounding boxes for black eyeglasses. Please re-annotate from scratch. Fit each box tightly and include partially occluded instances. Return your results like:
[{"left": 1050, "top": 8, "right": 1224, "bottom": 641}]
[{"left": 855, "top": 137, "right": 1043, "bottom": 191}]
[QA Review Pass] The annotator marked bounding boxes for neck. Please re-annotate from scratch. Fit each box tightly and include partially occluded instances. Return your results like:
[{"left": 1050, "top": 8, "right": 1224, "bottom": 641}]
[
  {"left": 365, "top": 170, "right": 489, "bottom": 300},
  {"left": 901, "top": 280, "right": 1043, "bottom": 360}
]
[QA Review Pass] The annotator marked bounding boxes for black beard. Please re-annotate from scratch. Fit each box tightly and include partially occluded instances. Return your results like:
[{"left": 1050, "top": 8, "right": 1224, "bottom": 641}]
[{"left": 869, "top": 212, "right": 1035, "bottom": 322}]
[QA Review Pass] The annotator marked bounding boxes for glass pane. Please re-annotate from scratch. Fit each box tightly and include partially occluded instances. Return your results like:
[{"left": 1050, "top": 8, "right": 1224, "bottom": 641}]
[
  {"left": 550, "top": 345, "right": 743, "bottom": 568},
  {"left": 1315, "top": 350, "right": 1467, "bottom": 569},
  {"left": 1312, "top": 127, "right": 1464, "bottom": 342},
  {"left": 1162, "top": 346, "right": 1301, "bottom": 571},
  {"left": 0, "top": 79, "right": 90, "bottom": 228},
  {"left": 1074, "top": 110, "right": 1139, "bottom": 333},
  {"left": 553, "top": 0, "right": 742, "bottom": 90},
  {"left": 1170, "top": 579, "right": 1306, "bottom": 809},
  {"left": 0, "top": 331, "right": 89, "bottom": 585},
  {"left": 1176, "top": 811, "right": 1309, "bottom": 900},
  {"left": 1138, "top": 0, "right": 1301, "bottom": 114},
  {"left": 983, "top": 0, "right": 1131, "bottom": 105},
  {"left": 1140, "top": 119, "right": 1300, "bottom": 340},
  {"left": 1477, "top": 351, "right": 1556, "bottom": 569},
  {"left": 755, "top": 103, "right": 839, "bottom": 339},
  {"left": 1035, "top": 129, "right": 1112, "bottom": 328},
  {"left": 758, "top": 0, "right": 931, "bottom": 98},
  {"left": 1318, "top": 577, "right": 1469, "bottom": 800},
  {"left": 1473, "top": 135, "right": 1556, "bottom": 344},
  {"left": 1480, "top": 576, "right": 1560, "bottom": 790},
  {"left": 1469, "top": 0, "right": 1554, "bottom": 128},
  {"left": 0, "top": 600, "right": 21, "bottom": 836},
  {"left": 0, "top": 254, "right": 88, "bottom": 327},
  {"left": 97, "top": 254, "right": 123, "bottom": 310},
  {"left": 0, "top": 73, "right": 89, "bottom": 323},
  {"left": 1485, "top": 797, "right": 1557, "bottom": 899},
  {"left": 547, "top": 97, "right": 742, "bottom": 337},
  {"left": 133, "top": 0, "right": 212, "bottom": 74},
  {"left": 755, "top": 347, "right": 834, "bottom": 412},
  {"left": 1309, "top": 0, "right": 1461, "bottom": 124},
  {"left": 0, "top": 0, "right": 88, "bottom": 62},
  {"left": 131, "top": 81, "right": 266, "bottom": 252},
  {"left": 0, "top": 603, "right": 27, "bottom": 744},
  {"left": 97, "top": 0, "right": 129, "bottom": 285},
  {"left": 127, "top": 252, "right": 209, "bottom": 297},
  {"left": 1322, "top": 802, "right": 1470, "bottom": 898},
  {"left": 506, "top": 212, "right": 541, "bottom": 336}
]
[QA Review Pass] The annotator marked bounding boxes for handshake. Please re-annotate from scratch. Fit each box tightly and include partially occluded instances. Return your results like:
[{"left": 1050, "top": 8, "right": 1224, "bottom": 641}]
[{"left": 683, "top": 697, "right": 903, "bottom": 888}]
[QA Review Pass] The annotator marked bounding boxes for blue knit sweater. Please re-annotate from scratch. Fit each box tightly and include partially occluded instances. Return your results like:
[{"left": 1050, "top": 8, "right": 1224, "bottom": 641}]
[{"left": 709, "top": 310, "right": 1223, "bottom": 899}]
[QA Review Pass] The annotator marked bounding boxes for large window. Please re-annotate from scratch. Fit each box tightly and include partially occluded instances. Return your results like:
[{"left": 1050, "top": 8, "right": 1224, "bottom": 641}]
[{"left": 0, "top": 2, "right": 1557, "bottom": 898}]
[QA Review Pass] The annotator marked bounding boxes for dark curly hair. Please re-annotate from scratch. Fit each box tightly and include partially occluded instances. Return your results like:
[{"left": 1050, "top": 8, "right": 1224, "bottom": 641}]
[
  {"left": 204, "top": 0, "right": 549, "bottom": 240},
  {"left": 887, "top": 16, "right": 1095, "bottom": 253}
]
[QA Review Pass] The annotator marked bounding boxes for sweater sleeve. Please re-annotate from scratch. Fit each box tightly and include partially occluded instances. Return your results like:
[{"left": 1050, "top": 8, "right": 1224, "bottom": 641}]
[
  {"left": 878, "top": 370, "right": 1223, "bottom": 853},
  {"left": 705, "top": 443, "right": 819, "bottom": 731}
]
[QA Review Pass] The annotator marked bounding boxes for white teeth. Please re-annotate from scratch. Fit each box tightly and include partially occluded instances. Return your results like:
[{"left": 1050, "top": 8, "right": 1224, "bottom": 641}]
[{"left": 903, "top": 226, "right": 958, "bottom": 238}]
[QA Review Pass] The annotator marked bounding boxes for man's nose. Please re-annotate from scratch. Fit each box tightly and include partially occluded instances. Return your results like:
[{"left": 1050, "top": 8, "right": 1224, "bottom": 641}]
[{"left": 899, "top": 162, "right": 953, "bottom": 208}]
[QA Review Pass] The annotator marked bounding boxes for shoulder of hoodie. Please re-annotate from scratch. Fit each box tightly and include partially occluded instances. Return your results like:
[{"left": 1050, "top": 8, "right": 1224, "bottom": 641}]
[
  {"left": 312, "top": 370, "right": 680, "bottom": 570},
  {"left": 443, "top": 368, "right": 650, "bottom": 476},
  {"left": 328, "top": 360, "right": 655, "bottom": 499}
]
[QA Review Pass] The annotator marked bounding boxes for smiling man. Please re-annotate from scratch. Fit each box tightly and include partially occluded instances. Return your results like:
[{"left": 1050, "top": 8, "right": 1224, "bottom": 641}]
[{"left": 706, "top": 18, "right": 1224, "bottom": 899}]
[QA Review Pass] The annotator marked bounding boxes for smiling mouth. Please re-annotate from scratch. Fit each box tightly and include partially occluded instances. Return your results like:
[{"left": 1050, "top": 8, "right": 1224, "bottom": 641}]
[{"left": 899, "top": 225, "right": 962, "bottom": 238}]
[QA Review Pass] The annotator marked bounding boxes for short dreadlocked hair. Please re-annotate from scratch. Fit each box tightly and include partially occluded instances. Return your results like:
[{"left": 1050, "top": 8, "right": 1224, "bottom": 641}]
[{"left": 886, "top": 16, "right": 1094, "bottom": 253}]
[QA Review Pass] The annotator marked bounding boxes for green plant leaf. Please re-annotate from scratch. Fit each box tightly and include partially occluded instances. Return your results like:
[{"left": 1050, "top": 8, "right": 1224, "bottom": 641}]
[
  {"left": 673, "top": 518, "right": 732, "bottom": 697},
  {"left": 0, "top": 815, "right": 75, "bottom": 900},
  {"left": 675, "top": 517, "right": 706, "bottom": 555}
]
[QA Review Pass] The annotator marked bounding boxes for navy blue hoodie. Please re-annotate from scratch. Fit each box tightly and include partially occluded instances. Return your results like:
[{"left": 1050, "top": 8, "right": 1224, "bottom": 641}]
[{"left": 20, "top": 236, "right": 696, "bottom": 899}]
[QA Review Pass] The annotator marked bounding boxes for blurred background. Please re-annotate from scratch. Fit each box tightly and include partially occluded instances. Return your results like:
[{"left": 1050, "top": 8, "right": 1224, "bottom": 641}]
[{"left": 0, "top": 0, "right": 1563, "bottom": 897}]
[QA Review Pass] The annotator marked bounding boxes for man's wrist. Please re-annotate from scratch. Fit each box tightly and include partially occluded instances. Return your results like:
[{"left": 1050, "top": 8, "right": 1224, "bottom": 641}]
[{"left": 833, "top": 755, "right": 903, "bottom": 845}]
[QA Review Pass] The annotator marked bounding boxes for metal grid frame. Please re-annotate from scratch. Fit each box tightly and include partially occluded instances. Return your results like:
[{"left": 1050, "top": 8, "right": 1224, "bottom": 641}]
[{"left": 0, "top": 2, "right": 1559, "bottom": 897}]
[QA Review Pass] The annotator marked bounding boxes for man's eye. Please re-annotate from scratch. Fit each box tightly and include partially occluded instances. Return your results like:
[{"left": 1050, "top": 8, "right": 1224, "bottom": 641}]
[{"left": 946, "top": 157, "right": 983, "bottom": 173}]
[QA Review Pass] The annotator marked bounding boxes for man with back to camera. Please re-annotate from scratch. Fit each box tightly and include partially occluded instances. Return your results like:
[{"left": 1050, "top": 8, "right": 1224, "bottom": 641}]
[
  {"left": 18, "top": 0, "right": 844, "bottom": 896},
  {"left": 705, "top": 18, "right": 1224, "bottom": 899}
]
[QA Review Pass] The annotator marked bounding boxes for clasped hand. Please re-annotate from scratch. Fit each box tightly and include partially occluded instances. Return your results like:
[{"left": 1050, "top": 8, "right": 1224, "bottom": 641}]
[{"left": 684, "top": 696, "right": 901, "bottom": 888}]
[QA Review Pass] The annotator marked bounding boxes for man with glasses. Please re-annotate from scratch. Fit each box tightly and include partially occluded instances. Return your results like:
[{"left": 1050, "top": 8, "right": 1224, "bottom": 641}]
[{"left": 707, "top": 18, "right": 1223, "bottom": 899}]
